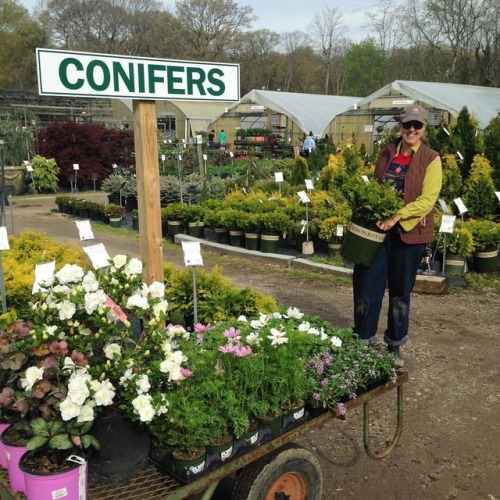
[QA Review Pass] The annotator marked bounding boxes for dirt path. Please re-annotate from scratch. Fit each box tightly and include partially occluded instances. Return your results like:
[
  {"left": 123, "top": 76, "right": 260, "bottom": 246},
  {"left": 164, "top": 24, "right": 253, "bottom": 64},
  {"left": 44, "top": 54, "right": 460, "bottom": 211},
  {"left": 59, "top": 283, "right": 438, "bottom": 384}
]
[{"left": 8, "top": 193, "right": 500, "bottom": 500}]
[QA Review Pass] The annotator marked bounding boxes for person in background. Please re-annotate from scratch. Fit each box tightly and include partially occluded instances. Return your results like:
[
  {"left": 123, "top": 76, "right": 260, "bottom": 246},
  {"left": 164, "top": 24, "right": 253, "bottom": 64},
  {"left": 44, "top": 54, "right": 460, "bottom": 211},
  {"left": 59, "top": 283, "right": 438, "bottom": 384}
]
[
  {"left": 208, "top": 130, "right": 215, "bottom": 149},
  {"left": 218, "top": 129, "right": 227, "bottom": 149},
  {"left": 352, "top": 104, "right": 442, "bottom": 367},
  {"left": 301, "top": 131, "right": 316, "bottom": 157}
]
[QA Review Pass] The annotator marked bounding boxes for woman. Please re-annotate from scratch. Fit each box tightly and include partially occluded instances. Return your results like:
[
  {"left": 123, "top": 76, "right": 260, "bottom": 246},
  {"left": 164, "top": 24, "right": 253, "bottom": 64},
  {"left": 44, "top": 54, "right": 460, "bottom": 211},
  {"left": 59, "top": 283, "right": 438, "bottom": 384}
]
[{"left": 353, "top": 104, "right": 442, "bottom": 367}]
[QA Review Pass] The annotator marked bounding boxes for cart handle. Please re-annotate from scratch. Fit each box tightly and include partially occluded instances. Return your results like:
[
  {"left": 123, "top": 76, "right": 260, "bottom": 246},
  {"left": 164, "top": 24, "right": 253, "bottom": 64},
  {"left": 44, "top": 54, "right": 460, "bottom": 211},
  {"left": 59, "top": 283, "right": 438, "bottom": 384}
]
[{"left": 363, "top": 383, "right": 404, "bottom": 459}]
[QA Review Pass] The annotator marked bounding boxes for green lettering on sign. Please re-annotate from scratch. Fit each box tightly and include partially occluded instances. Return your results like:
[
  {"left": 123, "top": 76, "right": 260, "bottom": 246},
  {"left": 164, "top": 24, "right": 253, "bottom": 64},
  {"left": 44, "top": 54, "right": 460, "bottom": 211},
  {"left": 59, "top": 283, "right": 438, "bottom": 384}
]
[
  {"left": 167, "top": 66, "right": 185, "bottom": 95},
  {"left": 207, "top": 69, "right": 225, "bottom": 96},
  {"left": 59, "top": 58, "right": 84, "bottom": 90},
  {"left": 187, "top": 67, "right": 206, "bottom": 96},
  {"left": 87, "top": 60, "right": 110, "bottom": 91}
]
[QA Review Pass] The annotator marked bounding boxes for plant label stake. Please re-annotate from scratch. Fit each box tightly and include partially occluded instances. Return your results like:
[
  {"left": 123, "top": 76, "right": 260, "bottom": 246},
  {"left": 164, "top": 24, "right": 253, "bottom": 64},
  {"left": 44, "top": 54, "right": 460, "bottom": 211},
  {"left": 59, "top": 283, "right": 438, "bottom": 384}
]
[
  {"left": 297, "top": 191, "right": 313, "bottom": 254},
  {"left": 177, "top": 153, "right": 184, "bottom": 204},
  {"left": 439, "top": 215, "right": 456, "bottom": 274},
  {"left": 76, "top": 220, "right": 95, "bottom": 271},
  {"left": 25, "top": 163, "right": 35, "bottom": 192},
  {"left": 0, "top": 227, "right": 10, "bottom": 313},
  {"left": 182, "top": 241, "right": 203, "bottom": 324},
  {"left": 275, "top": 172, "right": 284, "bottom": 194},
  {"left": 73, "top": 163, "right": 79, "bottom": 192}
]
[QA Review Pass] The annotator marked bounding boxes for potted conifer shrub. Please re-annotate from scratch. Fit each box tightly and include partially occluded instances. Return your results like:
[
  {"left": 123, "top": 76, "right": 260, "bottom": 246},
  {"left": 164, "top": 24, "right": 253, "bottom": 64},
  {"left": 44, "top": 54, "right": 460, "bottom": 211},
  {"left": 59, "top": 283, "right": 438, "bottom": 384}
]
[{"left": 466, "top": 219, "right": 500, "bottom": 272}]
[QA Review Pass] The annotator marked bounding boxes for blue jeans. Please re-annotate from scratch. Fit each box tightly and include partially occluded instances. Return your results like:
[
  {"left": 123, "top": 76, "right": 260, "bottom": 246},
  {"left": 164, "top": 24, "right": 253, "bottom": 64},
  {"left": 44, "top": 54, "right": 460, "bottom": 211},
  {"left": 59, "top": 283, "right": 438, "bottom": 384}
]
[{"left": 352, "top": 232, "right": 425, "bottom": 347}]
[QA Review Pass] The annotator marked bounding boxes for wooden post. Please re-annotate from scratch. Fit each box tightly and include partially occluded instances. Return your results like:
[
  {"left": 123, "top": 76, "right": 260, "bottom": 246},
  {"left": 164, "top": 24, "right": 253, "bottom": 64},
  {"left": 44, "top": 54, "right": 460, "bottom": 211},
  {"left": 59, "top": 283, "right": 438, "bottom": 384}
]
[{"left": 133, "top": 100, "right": 164, "bottom": 284}]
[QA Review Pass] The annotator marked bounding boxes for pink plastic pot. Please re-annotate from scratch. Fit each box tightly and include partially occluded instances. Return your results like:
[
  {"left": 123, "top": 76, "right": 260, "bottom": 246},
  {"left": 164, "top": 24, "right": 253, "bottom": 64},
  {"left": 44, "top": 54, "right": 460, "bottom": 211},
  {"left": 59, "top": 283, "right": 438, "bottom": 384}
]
[
  {"left": 2, "top": 440, "right": 27, "bottom": 493},
  {"left": 0, "top": 423, "right": 10, "bottom": 469},
  {"left": 20, "top": 453, "right": 88, "bottom": 500}
]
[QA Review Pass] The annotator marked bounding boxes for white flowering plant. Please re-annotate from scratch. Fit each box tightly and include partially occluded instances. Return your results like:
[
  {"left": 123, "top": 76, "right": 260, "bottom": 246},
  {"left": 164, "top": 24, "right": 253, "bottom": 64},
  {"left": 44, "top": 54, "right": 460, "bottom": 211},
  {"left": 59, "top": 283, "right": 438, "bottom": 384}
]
[
  {"left": 114, "top": 306, "right": 397, "bottom": 458},
  {"left": 0, "top": 255, "right": 169, "bottom": 455}
]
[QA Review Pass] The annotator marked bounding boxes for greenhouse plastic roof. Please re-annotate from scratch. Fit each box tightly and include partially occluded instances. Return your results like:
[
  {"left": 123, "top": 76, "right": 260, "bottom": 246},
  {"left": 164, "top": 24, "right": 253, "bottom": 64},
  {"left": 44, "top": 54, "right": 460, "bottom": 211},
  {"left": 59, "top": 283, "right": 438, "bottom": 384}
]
[
  {"left": 231, "top": 89, "right": 361, "bottom": 137},
  {"left": 357, "top": 80, "right": 500, "bottom": 128}
]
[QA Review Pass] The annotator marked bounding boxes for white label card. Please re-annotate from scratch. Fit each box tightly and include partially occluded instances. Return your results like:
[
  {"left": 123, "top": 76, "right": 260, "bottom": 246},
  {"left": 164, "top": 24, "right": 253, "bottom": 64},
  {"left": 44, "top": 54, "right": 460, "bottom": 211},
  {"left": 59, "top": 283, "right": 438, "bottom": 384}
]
[
  {"left": 361, "top": 175, "right": 370, "bottom": 183},
  {"left": 336, "top": 224, "right": 344, "bottom": 237},
  {"left": 495, "top": 191, "right": 500, "bottom": 202},
  {"left": 439, "top": 214, "right": 456, "bottom": 234},
  {"left": 33, "top": 261, "right": 56, "bottom": 294},
  {"left": 73, "top": 164, "right": 79, "bottom": 170},
  {"left": 305, "top": 179, "right": 314, "bottom": 190},
  {"left": 297, "top": 190, "right": 310, "bottom": 204},
  {"left": 203, "top": 154, "right": 208, "bottom": 161},
  {"left": 83, "top": 243, "right": 111, "bottom": 269},
  {"left": 26, "top": 165, "right": 33, "bottom": 172},
  {"left": 438, "top": 198, "right": 449, "bottom": 214},
  {"left": 275, "top": 172, "right": 284, "bottom": 183},
  {"left": 182, "top": 241, "right": 203, "bottom": 267},
  {"left": 161, "top": 154, "right": 165, "bottom": 161},
  {"left": 453, "top": 197, "right": 468, "bottom": 215},
  {"left": 0, "top": 227, "right": 9, "bottom": 250},
  {"left": 76, "top": 220, "right": 94, "bottom": 241}
]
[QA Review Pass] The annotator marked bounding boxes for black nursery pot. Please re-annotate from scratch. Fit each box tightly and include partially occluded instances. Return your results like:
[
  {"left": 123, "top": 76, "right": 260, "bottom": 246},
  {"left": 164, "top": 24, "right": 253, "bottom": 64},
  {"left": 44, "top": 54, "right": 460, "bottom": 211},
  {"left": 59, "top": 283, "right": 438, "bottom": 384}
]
[{"left": 89, "top": 410, "right": 150, "bottom": 483}]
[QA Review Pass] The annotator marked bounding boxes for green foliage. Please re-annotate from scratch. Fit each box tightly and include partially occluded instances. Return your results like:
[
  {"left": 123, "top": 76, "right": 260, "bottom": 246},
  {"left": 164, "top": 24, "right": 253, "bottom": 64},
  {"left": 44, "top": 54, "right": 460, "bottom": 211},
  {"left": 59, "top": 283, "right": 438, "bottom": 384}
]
[
  {"left": 290, "top": 155, "right": 310, "bottom": 185},
  {"left": 483, "top": 116, "right": 500, "bottom": 190},
  {"left": 103, "top": 203, "right": 125, "bottom": 218},
  {"left": 235, "top": 128, "right": 272, "bottom": 138},
  {"left": 462, "top": 154, "right": 496, "bottom": 217},
  {"left": 440, "top": 154, "right": 462, "bottom": 202},
  {"left": 0, "top": 119, "right": 34, "bottom": 166},
  {"left": 4, "top": 231, "right": 86, "bottom": 317},
  {"left": 341, "top": 177, "right": 403, "bottom": 222},
  {"left": 101, "top": 173, "right": 127, "bottom": 195},
  {"left": 260, "top": 210, "right": 293, "bottom": 234},
  {"left": 164, "top": 263, "right": 276, "bottom": 327},
  {"left": 29, "top": 155, "right": 60, "bottom": 193},
  {"left": 437, "top": 223, "right": 474, "bottom": 258},
  {"left": 342, "top": 38, "right": 389, "bottom": 96},
  {"left": 466, "top": 219, "right": 500, "bottom": 251}
]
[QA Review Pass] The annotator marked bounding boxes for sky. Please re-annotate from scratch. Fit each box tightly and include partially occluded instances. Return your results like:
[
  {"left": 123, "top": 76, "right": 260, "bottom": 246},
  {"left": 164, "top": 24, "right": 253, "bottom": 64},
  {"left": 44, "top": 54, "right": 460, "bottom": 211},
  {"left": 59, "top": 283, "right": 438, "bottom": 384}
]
[{"left": 19, "top": 0, "right": 376, "bottom": 42}]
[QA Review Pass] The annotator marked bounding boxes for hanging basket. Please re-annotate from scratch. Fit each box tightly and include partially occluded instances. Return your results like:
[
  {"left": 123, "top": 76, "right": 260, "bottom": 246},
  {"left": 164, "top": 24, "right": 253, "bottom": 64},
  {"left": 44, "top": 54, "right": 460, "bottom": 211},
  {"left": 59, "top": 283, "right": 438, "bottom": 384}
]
[{"left": 341, "top": 217, "right": 386, "bottom": 266}]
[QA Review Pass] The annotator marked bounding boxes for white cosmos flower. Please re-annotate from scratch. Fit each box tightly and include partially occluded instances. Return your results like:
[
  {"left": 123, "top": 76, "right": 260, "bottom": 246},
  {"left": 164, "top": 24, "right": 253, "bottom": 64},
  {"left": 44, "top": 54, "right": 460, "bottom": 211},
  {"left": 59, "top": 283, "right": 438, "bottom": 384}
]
[
  {"left": 271, "top": 312, "right": 283, "bottom": 319},
  {"left": 21, "top": 366, "right": 45, "bottom": 391},
  {"left": 82, "top": 271, "right": 99, "bottom": 292},
  {"left": 298, "top": 321, "right": 310, "bottom": 332},
  {"left": 55, "top": 264, "right": 85, "bottom": 285},
  {"left": 250, "top": 313, "right": 270, "bottom": 329},
  {"left": 60, "top": 398, "right": 82, "bottom": 421},
  {"left": 237, "top": 315, "right": 248, "bottom": 322},
  {"left": 112, "top": 255, "right": 128, "bottom": 269},
  {"left": 77, "top": 403, "right": 95, "bottom": 423},
  {"left": 148, "top": 281, "right": 165, "bottom": 299},
  {"left": 59, "top": 300, "right": 76, "bottom": 320},
  {"left": 124, "top": 258, "right": 143, "bottom": 277},
  {"left": 330, "top": 336, "right": 343, "bottom": 348},
  {"left": 104, "top": 343, "right": 122, "bottom": 360},
  {"left": 285, "top": 306, "right": 304, "bottom": 319},
  {"left": 267, "top": 328, "right": 288, "bottom": 346},
  {"left": 307, "top": 327, "right": 320, "bottom": 335},
  {"left": 245, "top": 332, "right": 261, "bottom": 346}
]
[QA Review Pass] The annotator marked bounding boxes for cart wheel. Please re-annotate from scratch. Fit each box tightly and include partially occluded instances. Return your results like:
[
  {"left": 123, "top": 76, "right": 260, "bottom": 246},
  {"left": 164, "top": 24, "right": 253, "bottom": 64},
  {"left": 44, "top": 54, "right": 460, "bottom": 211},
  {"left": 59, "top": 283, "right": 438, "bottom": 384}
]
[{"left": 231, "top": 443, "right": 323, "bottom": 500}]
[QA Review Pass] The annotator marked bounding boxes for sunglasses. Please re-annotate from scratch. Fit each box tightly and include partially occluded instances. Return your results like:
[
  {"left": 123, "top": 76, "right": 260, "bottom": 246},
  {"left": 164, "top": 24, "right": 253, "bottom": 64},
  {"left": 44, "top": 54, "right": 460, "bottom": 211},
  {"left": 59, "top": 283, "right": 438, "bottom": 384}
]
[{"left": 401, "top": 121, "right": 424, "bottom": 130}]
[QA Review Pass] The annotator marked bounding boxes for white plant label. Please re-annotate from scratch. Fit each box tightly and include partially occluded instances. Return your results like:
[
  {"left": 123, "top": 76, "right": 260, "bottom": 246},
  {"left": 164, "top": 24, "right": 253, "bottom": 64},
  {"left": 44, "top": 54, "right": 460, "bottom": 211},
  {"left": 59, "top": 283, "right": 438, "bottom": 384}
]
[
  {"left": 439, "top": 214, "right": 456, "bottom": 234},
  {"left": 297, "top": 190, "right": 310, "bottom": 204},
  {"left": 76, "top": 220, "right": 94, "bottom": 241},
  {"left": 32, "top": 261, "right": 56, "bottom": 294},
  {"left": 438, "top": 198, "right": 449, "bottom": 214},
  {"left": 84, "top": 243, "right": 111, "bottom": 269},
  {"left": 0, "top": 227, "right": 9, "bottom": 250},
  {"left": 453, "top": 197, "right": 468, "bottom": 215},
  {"left": 182, "top": 241, "right": 203, "bottom": 267},
  {"left": 305, "top": 179, "right": 314, "bottom": 190},
  {"left": 275, "top": 172, "right": 284, "bottom": 183}
]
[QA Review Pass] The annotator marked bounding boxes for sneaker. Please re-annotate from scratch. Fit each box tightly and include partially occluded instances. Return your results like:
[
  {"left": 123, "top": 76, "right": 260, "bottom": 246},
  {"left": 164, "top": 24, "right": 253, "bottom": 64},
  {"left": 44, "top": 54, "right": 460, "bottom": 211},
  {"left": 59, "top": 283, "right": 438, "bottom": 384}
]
[{"left": 387, "top": 346, "right": 405, "bottom": 368}]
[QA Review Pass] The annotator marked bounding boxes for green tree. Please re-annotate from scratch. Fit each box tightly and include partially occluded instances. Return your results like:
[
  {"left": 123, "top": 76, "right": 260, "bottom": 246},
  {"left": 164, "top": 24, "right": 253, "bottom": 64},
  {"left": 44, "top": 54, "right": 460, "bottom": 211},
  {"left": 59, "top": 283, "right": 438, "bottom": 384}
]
[
  {"left": 290, "top": 156, "right": 310, "bottom": 186},
  {"left": 342, "top": 38, "right": 389, "bottom": 96},
  {"left": 440, "top": 154, "right": 462, "bottom": 203},
  {"left": 483, "top": 116, "right": 500, "bottom": 190},
  {"left": 462, "top": 154, "right": 496, "bottom": 218},
  {"left": 0, "top": 0, "right": 49, "bottom": 89}
]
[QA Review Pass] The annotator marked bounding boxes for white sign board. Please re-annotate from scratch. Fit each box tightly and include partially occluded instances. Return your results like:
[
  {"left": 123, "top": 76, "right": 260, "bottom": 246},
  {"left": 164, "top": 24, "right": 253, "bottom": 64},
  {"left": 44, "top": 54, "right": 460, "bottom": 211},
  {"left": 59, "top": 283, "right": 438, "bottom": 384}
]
[
  {"left": 83, "top": 243, "right": 111, "bottom": 269},
  {"left": 37, "top": 48, "right": 240, "bottom": 101},
  {"left": 33, "top": 261, "right": 56, "bottom": 294},
  {"left": 305, "top": 179, "right": 314, "bottom": 190},
  {"left": 439, "top": 215, "right": 456, "bottom": 234},
  {"left": 274, "top": 172, "right": 284, "bottom": 183},
  {"left": 297, "top": 190, "right": 311, "bottom": 204},
  {"left": 453, "top": 197, "right": 468, "bottom": 215},
  {"left": 0, "top": 227, "right": 9, "bottom": 250},
  {"left": 182, "top": 241, "right": 203, "bottom": 267},
  {"left": 76, "top": 220, "right": 94, "bottom": 241}
]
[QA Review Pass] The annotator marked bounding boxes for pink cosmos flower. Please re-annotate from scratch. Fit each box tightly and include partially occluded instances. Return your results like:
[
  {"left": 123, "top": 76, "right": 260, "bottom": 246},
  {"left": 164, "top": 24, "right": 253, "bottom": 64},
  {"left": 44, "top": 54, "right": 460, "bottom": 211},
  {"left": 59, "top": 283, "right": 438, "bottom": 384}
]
[
  {"left": 223, "top": 327, "right": 241, "bottom": 339},
  {"left": 180, "top": 367, "right": 193, "bottom": 378},
  {"left": 233, "top": 346, "right": 252, "bottom": 357},
  {"left": 194, "top": 323, "right": 214, "bottom": 333},
  {"left": 195, "top": 333, "right": 204, "bottom": 345},
  {"left": 218, "top": 343, "right": 236, "bottom": 354}
]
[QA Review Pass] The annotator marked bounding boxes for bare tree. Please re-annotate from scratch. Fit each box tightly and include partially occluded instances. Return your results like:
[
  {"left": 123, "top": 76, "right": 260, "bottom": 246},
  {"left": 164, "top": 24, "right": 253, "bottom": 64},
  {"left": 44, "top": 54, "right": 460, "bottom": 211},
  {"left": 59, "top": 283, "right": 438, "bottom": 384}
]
[
  {"left": 307, "top": 6, "right": 346, "bottom": 94},
  {"left": 363, "top": 0, "right": 407, "bottom": 55},
  {"left": 174, "top": 0, "right": 255, "bottom": 61}
]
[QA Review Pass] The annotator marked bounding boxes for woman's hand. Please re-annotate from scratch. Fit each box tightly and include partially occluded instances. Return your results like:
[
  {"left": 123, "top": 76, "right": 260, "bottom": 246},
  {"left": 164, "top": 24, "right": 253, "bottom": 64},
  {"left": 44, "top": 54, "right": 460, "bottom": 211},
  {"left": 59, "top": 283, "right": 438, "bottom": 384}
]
[{"left": 376, "top": 214, "right": 401, "bottom": 231}]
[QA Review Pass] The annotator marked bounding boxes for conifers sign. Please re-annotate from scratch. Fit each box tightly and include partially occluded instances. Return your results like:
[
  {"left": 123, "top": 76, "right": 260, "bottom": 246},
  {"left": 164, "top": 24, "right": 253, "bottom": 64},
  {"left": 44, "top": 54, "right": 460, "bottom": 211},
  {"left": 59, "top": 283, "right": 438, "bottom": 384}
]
[{"left": 36, "top": 48, "right": 240, "bottom": 102}]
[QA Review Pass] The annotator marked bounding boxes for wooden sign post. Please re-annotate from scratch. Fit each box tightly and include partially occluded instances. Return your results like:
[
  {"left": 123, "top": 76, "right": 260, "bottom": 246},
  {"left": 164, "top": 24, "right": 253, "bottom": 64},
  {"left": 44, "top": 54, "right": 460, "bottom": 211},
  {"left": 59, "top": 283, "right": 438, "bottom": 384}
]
[{"left": 133, "top": 100, "right": 164, "bottom": 283}]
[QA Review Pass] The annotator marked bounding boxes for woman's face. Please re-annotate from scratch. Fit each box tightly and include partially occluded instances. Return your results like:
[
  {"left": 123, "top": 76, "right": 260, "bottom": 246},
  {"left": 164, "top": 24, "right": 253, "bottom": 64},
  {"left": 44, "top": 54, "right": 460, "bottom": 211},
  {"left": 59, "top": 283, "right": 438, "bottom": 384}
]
[{"left": 400, "top": 121, "right": 425, "bottom": 148}]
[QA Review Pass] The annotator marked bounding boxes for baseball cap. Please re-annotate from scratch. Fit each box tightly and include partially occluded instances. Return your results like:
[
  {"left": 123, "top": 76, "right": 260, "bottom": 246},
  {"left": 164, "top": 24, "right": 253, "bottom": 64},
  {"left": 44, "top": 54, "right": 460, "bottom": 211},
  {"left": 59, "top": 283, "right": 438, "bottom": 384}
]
[{"left": 400, "top": 104, "right": 428, "bottom": 124}]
